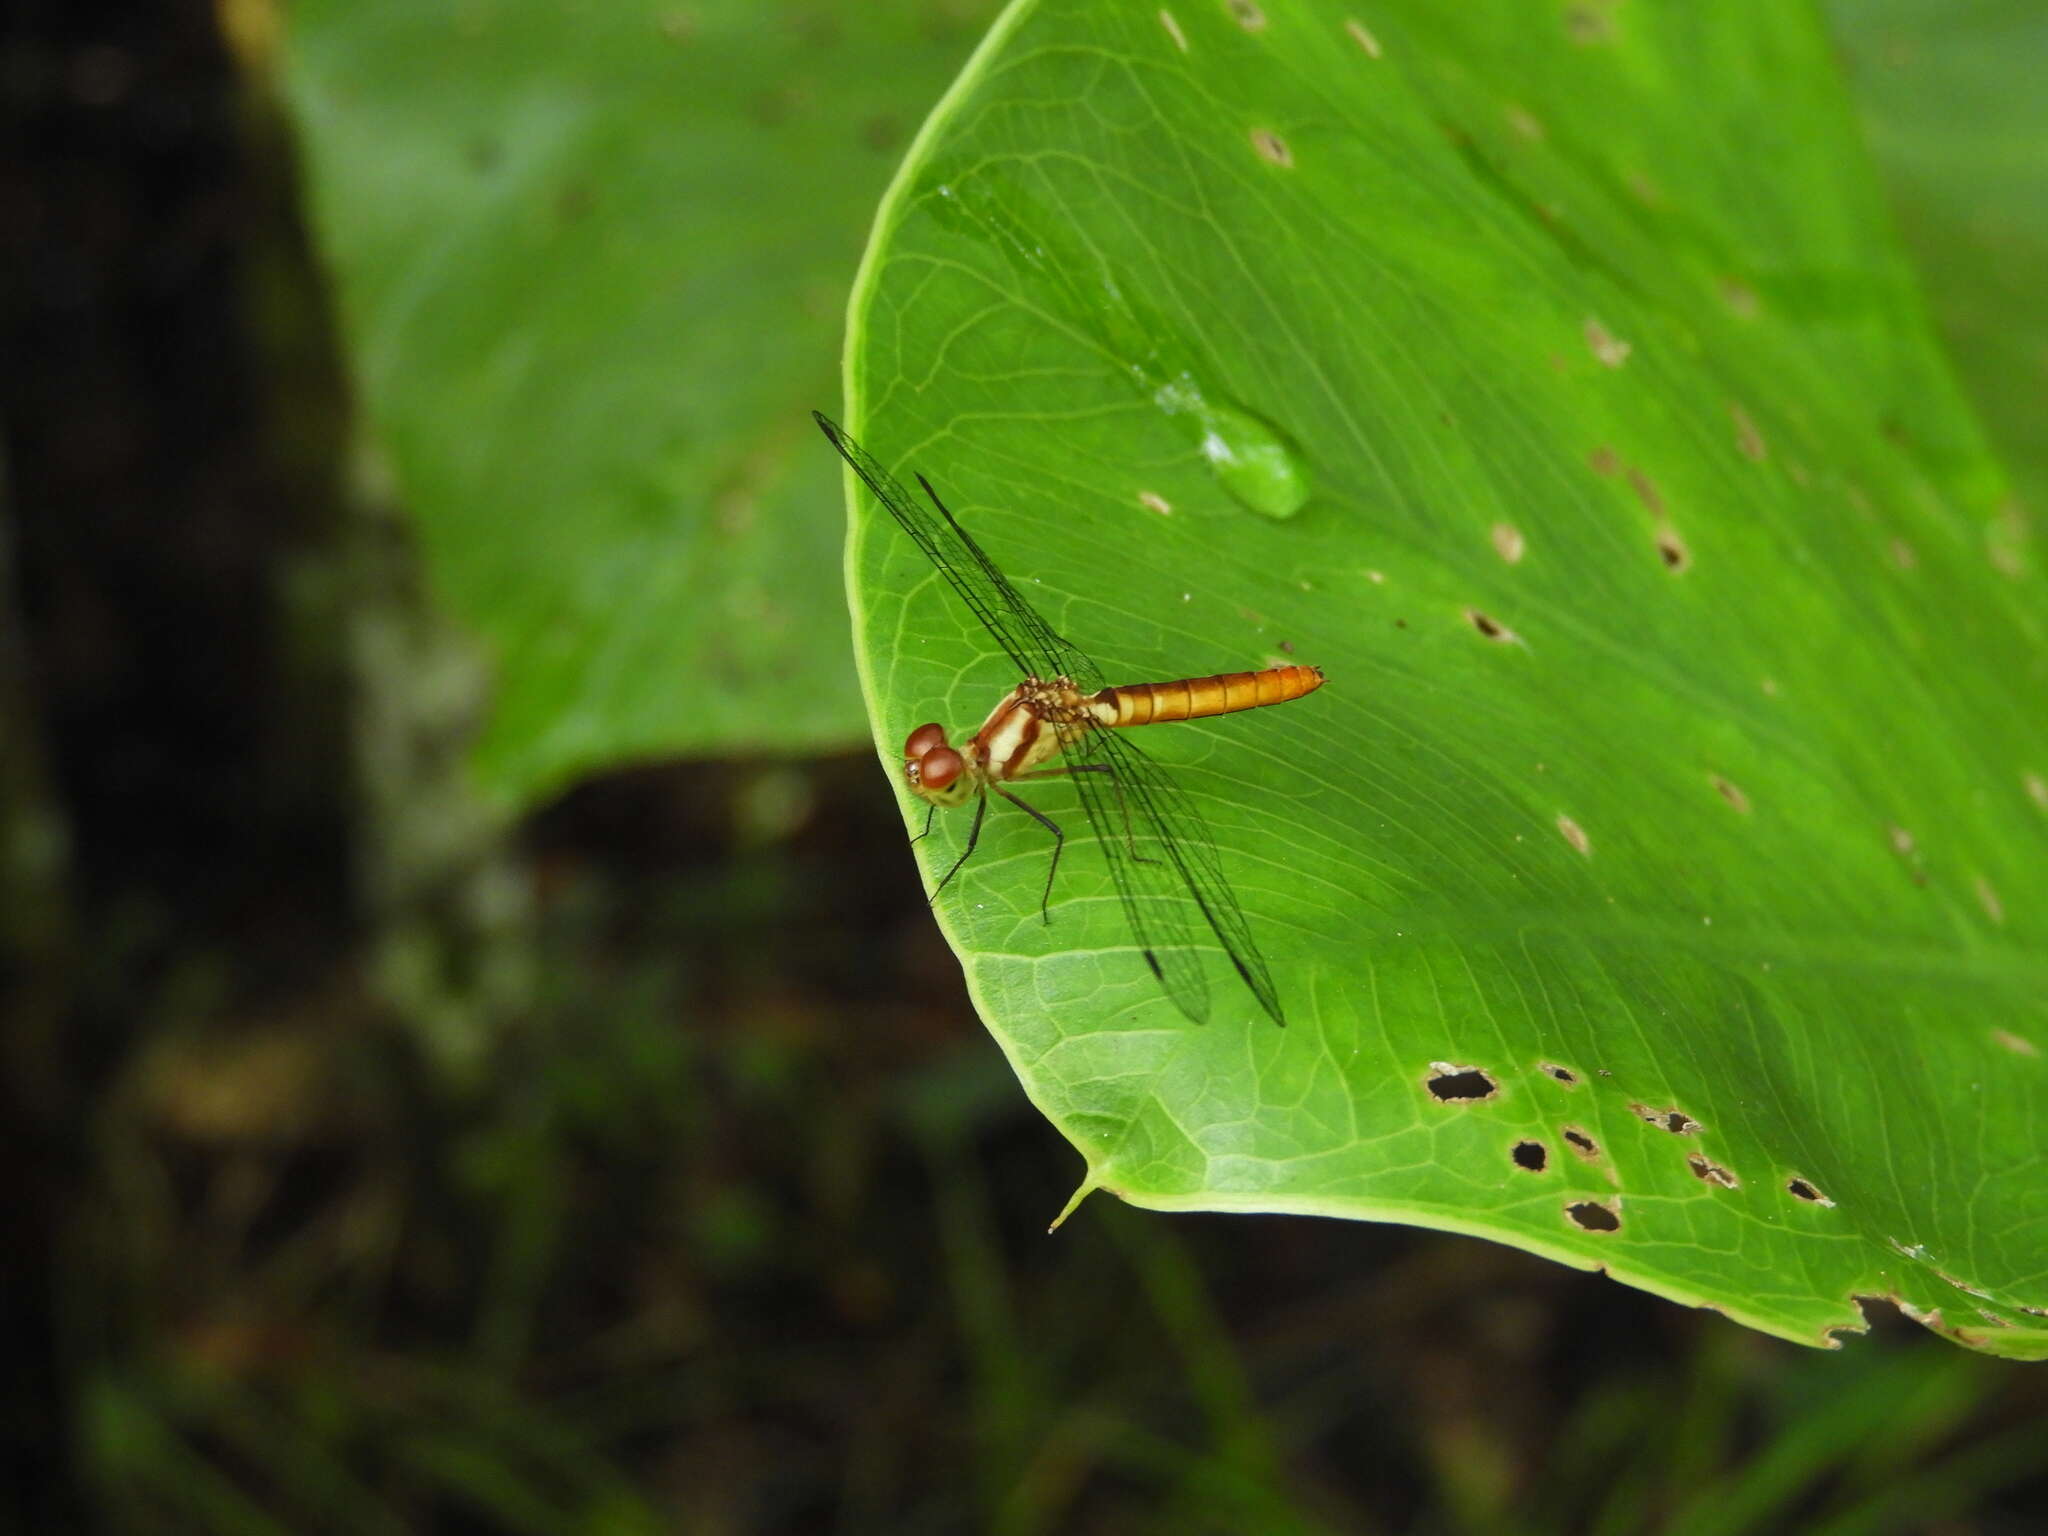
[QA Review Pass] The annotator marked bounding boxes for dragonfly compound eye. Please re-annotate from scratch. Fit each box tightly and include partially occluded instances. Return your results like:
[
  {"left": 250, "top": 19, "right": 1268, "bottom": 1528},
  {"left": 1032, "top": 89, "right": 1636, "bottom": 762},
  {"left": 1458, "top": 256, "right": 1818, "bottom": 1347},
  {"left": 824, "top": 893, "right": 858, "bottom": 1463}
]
[
  {"left": 904, "top": 722, "right": 949, "bottom": 761},
  {"left": 915, "top": 745, "right": 965, "bottom": 791}
]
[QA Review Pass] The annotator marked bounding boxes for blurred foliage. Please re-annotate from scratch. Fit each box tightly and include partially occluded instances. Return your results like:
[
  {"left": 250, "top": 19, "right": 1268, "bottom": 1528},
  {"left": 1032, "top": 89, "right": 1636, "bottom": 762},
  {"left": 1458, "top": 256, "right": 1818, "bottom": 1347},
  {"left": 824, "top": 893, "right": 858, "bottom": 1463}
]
[
  {"left": 284, "top": 0, "right": 999, "bottom": 806},
  {"left": 57, "top": 761, "right": 2048, "bottom": 1532},
  {"left": 1828, "top": 0, "right": 2048, "bottom": 514}
]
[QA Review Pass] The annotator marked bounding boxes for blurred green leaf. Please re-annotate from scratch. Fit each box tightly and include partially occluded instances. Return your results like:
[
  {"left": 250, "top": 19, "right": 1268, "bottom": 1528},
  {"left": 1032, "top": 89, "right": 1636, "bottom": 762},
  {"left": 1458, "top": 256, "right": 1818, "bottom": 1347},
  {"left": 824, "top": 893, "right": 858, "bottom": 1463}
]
[
  {"left": 282, "top": 0, "right": 994, "bottom": 806},
  {"left": 839, "top": 1, "right": 2047, "bottom": 1355},
  {"left": 1828, "top": 0, "right": 2048, "bottom": 514}
]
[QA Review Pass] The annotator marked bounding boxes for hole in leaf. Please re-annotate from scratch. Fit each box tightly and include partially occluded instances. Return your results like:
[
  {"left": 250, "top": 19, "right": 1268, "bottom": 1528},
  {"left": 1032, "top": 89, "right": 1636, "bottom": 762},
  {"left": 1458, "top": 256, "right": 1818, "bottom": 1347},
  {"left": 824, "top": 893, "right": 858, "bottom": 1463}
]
[
  {"left": 1539, "top": 1062, "right": 1578, "bottom": 1086},
  {"left": 1512, "top": 1139, "right": 1549, "bottom": 1172},
  {"left": 1786, "top": 1177, "right": 1834, "bottom": 1207},
  {"left": 1686, "top": 1153, "right": 1739, "bottom": 1189},
  {"left": 1630, "top": 1103, "right": 1702, "bottom": 1135},
  {"left": 1561, "top": 1126, "right": 1600, "bottom": 1160},
  {"left": 1425, "top": 1064, "right": 1498, "bottom": 1102},
  {"left": 1655, "top": 529, "right": 1689, "bottom": 570},
  {"left": 1466, "top": 608, "right": 1514, "bottom": 641},
  {"left": 1566, "top": 1199, "right": 1621, "bottom": 1232}
]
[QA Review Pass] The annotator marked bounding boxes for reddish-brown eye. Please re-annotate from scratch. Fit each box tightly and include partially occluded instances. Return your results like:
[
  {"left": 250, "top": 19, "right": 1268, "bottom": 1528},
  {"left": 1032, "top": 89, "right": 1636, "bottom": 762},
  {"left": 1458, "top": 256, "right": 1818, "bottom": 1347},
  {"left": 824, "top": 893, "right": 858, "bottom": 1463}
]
[
  {"left": 904, "top": 722, "right": 948, "bottom": 761},
  {"left": 917, "top": 746, "right": 964, "bottom": 790}
]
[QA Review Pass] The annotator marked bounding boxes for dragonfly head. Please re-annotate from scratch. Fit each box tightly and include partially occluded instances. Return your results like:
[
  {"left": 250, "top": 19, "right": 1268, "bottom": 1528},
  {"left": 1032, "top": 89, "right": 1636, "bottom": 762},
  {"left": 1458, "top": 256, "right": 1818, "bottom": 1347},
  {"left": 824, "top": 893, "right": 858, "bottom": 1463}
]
[{"left": 904, "top": 722, "right": 977, "bottom": 807}]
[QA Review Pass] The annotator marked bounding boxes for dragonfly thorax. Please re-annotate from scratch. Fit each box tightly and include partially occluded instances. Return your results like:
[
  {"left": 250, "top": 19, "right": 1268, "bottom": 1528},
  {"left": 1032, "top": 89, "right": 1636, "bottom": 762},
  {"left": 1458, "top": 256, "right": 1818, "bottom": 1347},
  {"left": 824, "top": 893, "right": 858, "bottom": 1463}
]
[{"left": 903, "top": 676, "right": 1092, "bottom": 809}]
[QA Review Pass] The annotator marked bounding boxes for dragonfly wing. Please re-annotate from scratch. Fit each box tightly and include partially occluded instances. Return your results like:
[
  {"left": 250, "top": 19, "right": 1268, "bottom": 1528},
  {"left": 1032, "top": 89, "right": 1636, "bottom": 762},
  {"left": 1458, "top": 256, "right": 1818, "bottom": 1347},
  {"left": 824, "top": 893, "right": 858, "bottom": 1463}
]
[
  {"left": 1064, "top": 722, "right": 1286, "bottom": 1027},
  {"left": 1061, "top": 723, "right": 1213, "bottom": 1024},
  {"left": 814, "top": 412, "right": 1103, "bottom": 689}
]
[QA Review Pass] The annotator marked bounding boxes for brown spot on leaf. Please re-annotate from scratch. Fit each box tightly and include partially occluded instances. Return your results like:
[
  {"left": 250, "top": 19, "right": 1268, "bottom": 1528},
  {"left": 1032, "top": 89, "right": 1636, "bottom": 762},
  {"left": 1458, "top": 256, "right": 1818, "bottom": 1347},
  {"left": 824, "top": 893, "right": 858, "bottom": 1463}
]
[
  {"left": 1251, "top": 128, "right": 1293, "bottom": 167},
  {"left": 1626, "top": 465, "right": 1664, "bottom": 517},
  {"left": 1986, "top": 499, "right": 2029, "bottom": 579},
  {"left": 1975, "top": 876, "right": 2004, "bottom": 925},
  {"left": 1563, "top": 2, "right": 1615, "bottom": 44},
  {"left": 1584, "top": 317, "right": 1630, "bottom": 367},
  {"left": 1718, "top": 277, "right": 1759, "bottom": 318},
  {"left": 1711, "top": 775, "right": 1750, "bottom": 813},
  {"left": 1345, "top": 17, "right": 1383, "bottom": 56},
  {"left": 1556, "top": 816, "right": 1590, "bottom": 856},
  {"left": 1730, "top": 402, "right": 1766, "bottom": 461}
]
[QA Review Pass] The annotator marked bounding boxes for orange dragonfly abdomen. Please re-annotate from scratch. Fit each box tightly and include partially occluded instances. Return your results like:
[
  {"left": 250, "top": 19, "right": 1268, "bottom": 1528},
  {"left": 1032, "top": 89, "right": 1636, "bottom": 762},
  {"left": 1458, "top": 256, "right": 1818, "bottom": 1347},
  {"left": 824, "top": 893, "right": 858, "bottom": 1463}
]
[{"left": 1091, "top": 663, "right": 1324, "bottom": 727}]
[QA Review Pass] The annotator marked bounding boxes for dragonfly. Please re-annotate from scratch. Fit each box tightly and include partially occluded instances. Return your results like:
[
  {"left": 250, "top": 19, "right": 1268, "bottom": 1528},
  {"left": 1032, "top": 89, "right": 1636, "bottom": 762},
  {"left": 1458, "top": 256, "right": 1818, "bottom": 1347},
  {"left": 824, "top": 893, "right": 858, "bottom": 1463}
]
[{"left": 814, "top": 411, "right": 1323, "bottom": 1026}]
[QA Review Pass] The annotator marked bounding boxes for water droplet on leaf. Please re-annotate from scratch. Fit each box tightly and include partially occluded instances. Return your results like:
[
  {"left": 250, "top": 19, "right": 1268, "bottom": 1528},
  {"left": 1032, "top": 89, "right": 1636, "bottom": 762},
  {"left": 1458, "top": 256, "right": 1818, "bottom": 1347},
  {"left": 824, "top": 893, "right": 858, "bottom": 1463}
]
[{"left": 1153, "top": 374, "right": 1309, "bottom": 519}]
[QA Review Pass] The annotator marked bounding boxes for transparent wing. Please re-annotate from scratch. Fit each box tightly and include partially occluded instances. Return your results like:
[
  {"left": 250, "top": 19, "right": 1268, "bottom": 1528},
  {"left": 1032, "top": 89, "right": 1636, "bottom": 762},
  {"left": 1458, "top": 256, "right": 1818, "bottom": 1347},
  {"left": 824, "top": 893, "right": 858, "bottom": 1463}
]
[
  {"left": 814, "top": 412, "right": 1102, "bottom": 689},
  {"left": 1062, "top": 721, "right": 1286, "bottom": 1027}
]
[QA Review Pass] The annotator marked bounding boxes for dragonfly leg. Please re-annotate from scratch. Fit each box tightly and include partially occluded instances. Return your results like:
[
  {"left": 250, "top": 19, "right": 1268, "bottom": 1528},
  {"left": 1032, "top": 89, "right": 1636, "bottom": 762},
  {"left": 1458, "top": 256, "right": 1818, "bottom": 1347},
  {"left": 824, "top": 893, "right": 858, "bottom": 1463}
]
[
  {"left": 929, "top": 792, "right": 988, "bottom": 903},
  {"left": 907, "top": 801, "right": 938, "bottom": 846},
  {"left": 1035, "top": 761, "right": 1158, "bottom": 866},
  {"left": 993, "top": 785, "right": 1064, "bottom": 925}
]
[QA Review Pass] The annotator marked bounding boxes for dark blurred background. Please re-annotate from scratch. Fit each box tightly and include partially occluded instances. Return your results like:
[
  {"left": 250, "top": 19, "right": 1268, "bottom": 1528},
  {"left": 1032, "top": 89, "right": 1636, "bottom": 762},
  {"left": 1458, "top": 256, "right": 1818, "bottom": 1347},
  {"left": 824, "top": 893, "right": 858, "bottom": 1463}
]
[{"left": 5, "top": 6, "right": 2046, "bottom": 1533}]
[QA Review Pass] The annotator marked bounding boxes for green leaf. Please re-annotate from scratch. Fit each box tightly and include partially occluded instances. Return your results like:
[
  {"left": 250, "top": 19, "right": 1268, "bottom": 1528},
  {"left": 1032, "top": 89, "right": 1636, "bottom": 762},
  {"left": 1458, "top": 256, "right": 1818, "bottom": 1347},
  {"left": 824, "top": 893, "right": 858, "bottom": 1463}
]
[
  {"left": 840, "top": 0, "right": 2048, "bottom": 1354},
  {"left": 281, "top": 0, "right": 993, "bottom": 806}
]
